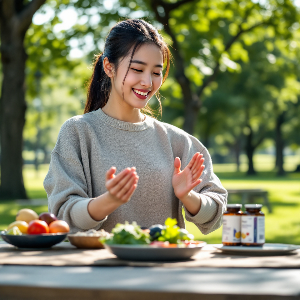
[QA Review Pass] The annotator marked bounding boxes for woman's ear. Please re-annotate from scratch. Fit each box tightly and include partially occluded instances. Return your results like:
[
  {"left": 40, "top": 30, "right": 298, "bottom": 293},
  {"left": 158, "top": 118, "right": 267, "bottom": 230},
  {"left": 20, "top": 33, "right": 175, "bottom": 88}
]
[{"left": 103, "top": 57, "right": 114, "bottom": 78}]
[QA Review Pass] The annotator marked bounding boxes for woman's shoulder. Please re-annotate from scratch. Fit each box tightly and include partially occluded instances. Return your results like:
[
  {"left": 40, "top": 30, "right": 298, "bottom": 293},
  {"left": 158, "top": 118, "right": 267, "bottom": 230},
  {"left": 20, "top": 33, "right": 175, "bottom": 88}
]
[
  {"left": 151, "top": 117, "right": 188, "bottom": 137},
  {"left": 59, "top": 110, "right": 99, "bottom": 134},
  {"left": 151, "top": 117, "right": 206, "bottom": 152},
  {"left": 151, "top": 118, "right": 199, "bottom": 142}
]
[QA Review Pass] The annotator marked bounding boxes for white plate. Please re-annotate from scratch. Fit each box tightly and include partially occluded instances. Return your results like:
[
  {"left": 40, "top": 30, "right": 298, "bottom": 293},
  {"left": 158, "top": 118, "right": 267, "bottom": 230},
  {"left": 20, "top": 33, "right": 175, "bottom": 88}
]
[
  {"left": 104, "top": 242, "right": 206, "bottom": 261},
  {"left": 214, "top": 243, "right": 299, "bottom": 255}
]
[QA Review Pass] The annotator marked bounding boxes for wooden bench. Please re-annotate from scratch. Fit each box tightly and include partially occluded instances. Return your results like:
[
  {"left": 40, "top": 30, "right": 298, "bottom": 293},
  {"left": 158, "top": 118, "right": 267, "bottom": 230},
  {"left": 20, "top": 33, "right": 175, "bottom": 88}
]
[{"left": 226, "top": 189, "right": 272, "bottom": 213}]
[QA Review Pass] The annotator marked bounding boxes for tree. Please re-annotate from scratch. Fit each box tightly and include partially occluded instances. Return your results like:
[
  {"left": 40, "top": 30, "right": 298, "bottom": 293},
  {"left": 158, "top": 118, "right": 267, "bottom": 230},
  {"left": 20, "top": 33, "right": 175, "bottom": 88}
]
[
  {"left": 119, "top": 0, "right": 299, "bottom": 134},
  {"left": 0, "top": 0, "right": 46, "bottom": 199}
]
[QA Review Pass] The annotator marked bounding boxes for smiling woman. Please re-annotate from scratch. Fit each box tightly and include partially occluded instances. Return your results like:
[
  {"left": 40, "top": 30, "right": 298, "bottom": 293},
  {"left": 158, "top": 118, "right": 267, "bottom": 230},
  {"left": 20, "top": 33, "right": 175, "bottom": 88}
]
[
  {"left": 101, "top": 43, "right": 164, "bottom": 119},
  {"left": 43, "top": 19, "right": 227, "bottom": 235},
  {"left": 84, "top": 19, "right": 170, "bottom": 121}
]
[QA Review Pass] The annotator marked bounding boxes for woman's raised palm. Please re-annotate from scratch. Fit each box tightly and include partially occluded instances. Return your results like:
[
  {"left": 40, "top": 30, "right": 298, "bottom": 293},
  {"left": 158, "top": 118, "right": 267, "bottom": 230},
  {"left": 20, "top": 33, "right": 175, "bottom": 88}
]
[{"left": 172, "top": 152, "right": 205, "bottom": 200}]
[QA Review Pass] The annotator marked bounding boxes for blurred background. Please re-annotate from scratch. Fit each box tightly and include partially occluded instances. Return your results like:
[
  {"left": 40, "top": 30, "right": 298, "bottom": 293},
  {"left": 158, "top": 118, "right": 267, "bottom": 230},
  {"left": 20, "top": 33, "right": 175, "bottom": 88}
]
[{"left": 0, "top": 0, "right": 299, "bottom": 243}]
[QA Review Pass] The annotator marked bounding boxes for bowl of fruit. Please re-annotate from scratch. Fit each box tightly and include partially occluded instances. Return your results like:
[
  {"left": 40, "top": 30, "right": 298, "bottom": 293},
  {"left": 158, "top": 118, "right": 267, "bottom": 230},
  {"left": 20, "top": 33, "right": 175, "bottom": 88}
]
[
  {"left": 0, "top": 209, "right": 69, "bottom": 249},
  {"left": 101, "top": 218, "right": 206, "bottom": 261}
]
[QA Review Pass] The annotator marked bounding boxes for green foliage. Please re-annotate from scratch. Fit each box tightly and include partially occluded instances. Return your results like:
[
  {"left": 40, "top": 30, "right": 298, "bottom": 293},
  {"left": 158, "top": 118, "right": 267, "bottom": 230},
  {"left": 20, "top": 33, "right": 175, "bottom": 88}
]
[{"left": 5, "top": 0, "right": 299, "bottom": 186}]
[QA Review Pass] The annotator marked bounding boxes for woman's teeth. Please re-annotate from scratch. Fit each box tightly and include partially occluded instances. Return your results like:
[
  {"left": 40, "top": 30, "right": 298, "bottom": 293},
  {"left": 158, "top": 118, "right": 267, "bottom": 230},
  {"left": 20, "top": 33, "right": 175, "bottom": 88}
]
[{"left": 133, "top": 89, "right": 149, "bottom": 96}]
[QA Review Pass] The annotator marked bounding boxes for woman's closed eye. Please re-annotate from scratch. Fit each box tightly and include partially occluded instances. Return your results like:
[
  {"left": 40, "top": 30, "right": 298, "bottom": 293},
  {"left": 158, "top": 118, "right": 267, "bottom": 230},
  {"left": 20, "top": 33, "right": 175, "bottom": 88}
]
[
  {"left": 131, "top": 68, "right": 142, "bottom": 72},
  {"left": 131, "top": 68, "right": 161, "bottom": 76}
]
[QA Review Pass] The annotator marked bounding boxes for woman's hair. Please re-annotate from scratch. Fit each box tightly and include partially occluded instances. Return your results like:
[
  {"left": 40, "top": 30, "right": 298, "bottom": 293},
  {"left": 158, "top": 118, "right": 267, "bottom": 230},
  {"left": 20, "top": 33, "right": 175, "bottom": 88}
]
[{"left": 84, "top": 19, "right": 170, "bottom": 115}]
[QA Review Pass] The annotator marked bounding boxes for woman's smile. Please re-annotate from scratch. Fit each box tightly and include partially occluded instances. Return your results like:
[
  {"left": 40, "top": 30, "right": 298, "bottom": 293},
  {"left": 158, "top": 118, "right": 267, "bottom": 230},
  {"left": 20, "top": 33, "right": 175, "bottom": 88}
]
[{"left": 132, "top": 88, "right": 151, "bottom": 99}]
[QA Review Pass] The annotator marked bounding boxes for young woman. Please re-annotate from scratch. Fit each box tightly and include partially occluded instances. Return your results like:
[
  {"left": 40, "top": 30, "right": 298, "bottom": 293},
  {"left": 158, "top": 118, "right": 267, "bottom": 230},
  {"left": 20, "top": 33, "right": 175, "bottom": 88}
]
[{"left": 44, "top": 19, "right": 227, "bottom": 234}]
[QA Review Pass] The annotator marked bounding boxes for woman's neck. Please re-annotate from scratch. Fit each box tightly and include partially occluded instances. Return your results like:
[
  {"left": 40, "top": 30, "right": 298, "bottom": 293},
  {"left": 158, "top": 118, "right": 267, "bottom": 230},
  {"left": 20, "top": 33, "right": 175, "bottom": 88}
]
[{"left": 101, "top": 100, "right": 145, "bottom": 123}]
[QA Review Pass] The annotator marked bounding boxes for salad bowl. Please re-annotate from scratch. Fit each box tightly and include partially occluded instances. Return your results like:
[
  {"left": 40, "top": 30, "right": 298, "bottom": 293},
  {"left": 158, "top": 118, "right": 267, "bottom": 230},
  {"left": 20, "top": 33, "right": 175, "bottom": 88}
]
[{"left": 104, "top": 242, "right": 206, "bottom": 261}]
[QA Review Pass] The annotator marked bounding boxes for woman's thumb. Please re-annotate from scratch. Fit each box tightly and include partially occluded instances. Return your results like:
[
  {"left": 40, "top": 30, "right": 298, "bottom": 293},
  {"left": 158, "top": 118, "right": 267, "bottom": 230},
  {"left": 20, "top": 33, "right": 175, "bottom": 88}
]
[
  {"left": 106, "top": 167, "right": 116, "bottom": 180},
  {"left": 173, "top": 157, "right": 181, "bottom": 175}
]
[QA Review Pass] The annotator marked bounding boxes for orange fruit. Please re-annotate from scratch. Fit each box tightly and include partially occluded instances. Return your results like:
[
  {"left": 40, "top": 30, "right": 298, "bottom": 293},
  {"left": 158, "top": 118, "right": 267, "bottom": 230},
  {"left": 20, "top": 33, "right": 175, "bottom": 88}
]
[{"left": 49, "top": 220, "right": 70, "bottom": 233}]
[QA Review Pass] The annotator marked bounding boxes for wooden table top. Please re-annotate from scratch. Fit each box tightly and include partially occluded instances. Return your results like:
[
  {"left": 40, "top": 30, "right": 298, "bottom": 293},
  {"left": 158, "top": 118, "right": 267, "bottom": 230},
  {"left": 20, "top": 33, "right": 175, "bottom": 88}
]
[{"left": 1, "top": 241, "right": 300, "bottom": 300}]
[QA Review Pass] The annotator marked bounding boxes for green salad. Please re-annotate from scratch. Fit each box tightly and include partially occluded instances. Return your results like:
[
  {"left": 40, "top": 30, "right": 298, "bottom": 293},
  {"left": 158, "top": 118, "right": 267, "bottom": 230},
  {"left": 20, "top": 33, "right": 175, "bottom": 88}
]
[
  {"left": 101, "top": 221, "right": 150, "bottom": 245},
  {"left": 101, "top": 218, "right": 194, "bottom": 245}
]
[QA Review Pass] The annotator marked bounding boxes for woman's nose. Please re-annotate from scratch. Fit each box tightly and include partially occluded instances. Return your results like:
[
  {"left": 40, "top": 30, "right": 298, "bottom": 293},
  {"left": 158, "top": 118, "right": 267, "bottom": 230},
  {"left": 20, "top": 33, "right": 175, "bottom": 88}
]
[{"left": 141, "top": 73, "right": 152, "bottom": 88}]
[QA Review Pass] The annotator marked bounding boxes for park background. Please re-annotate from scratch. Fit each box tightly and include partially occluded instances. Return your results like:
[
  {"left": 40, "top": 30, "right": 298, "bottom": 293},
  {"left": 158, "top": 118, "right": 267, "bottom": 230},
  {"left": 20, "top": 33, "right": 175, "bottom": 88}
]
[{"left": 0, "top": 0, "right": 300, "bottom": 244}]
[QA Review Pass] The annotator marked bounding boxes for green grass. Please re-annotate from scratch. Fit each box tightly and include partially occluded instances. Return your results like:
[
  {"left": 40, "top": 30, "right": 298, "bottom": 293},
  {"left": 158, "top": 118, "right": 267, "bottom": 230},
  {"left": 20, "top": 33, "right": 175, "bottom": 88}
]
[
  {"left": 0, "top": 164, "right": 48, "bottom": 231},
  {"left": 23, "top": 164, "right": 48, "bottom": 199},
  {"left": 1, "top": 161, "right": 300, "bottom": 246}
]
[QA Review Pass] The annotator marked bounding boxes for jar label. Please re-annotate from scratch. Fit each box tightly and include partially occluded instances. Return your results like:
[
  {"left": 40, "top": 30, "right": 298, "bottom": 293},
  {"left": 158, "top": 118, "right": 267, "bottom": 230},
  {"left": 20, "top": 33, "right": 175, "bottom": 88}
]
[
  {"left": 222, "top": 215, "right": 241, "bottom": 243},
  {"left": 241, "top": 216, "right": 265, "bottom": 244}
]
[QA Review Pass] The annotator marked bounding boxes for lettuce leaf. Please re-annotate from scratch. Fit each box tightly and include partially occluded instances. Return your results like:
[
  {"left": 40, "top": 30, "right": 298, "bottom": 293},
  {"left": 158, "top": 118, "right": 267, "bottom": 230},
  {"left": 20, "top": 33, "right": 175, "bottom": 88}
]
[{"left": 101, "top": 221, "right": 150, "bottom": 245}]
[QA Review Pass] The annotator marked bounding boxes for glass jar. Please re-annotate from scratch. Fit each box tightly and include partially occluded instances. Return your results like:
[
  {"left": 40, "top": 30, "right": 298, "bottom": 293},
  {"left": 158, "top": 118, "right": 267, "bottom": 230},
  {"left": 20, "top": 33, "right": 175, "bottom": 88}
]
[
  {"left": 241, "top": 204, "right": 265, "bottom": 246},
  {"left": 222, "top": 204, "right": 243, "bottom": 246}
]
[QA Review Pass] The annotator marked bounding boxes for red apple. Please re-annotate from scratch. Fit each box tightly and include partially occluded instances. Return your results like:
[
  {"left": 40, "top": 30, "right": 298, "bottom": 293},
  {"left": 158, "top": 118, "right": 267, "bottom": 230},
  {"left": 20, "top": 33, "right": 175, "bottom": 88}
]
[
  {"left": 28, "top": 220, "right": 49, "bottom": 234},
  {"left": 39, "top": 212, "right": 58, "bottom": 225}
]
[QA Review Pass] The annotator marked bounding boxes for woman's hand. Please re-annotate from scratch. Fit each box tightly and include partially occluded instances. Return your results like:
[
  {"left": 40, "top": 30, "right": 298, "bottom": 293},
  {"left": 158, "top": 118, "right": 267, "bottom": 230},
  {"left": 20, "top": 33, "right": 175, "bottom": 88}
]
[
  {"left": 172, "top": 152, "right": 205, "bottom": 201},
  {"left": 105, "top": 167, "right": 139, "bottom": 204}
]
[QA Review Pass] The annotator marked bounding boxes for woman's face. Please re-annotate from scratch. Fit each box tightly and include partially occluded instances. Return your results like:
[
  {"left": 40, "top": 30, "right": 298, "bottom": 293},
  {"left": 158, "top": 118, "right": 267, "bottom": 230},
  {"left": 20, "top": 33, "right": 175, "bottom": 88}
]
[{"left": 110, "top": 43, "right": 164, "bottom": 110}]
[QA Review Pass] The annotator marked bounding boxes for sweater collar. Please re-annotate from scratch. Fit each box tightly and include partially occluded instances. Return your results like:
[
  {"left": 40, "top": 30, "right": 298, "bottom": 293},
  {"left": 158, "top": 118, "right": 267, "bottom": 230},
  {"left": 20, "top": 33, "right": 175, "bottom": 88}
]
[{"left": 97, "top": 108, "right": 152, "bottom": 131}]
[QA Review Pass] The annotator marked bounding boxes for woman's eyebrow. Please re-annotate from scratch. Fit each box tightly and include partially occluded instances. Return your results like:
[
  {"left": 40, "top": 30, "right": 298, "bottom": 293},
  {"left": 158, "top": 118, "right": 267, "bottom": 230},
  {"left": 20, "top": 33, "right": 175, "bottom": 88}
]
[{"left": 131, "top": 60, "right": 163, "bottom": 68}]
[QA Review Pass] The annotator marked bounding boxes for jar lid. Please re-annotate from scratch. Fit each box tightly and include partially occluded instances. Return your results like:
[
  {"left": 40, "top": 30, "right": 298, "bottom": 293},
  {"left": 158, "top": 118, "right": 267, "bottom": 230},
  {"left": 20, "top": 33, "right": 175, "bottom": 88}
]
[
  {"left": 245, "top": 204, "right": 262, "bottom": 209},
  {"left": 227, "top": 204, "right": 242, "bottom": 208}
]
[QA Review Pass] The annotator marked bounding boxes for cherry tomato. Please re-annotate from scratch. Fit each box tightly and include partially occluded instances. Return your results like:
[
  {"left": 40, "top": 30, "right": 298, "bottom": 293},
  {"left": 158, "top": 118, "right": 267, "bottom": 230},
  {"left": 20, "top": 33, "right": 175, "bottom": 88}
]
[{"left": 28, "top": 220, "right": 49, "bottom": 234}]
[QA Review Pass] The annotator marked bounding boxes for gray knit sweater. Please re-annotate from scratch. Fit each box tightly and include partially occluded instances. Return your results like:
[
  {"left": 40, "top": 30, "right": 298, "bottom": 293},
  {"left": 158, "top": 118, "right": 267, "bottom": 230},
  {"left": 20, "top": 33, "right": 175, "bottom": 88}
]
[{"left": 44, "top": 108, "right": 227, "bottom": 234}]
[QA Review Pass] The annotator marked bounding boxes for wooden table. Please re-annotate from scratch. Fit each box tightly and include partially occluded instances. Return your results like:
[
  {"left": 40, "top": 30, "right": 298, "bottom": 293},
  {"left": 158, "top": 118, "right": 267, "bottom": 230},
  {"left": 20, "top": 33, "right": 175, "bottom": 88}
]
[
  {"left": 1, "top": 265, "right": 300, "bottom": 300},
  {"left": 0, "top": 241, "right": 300, "bottom": 300}
]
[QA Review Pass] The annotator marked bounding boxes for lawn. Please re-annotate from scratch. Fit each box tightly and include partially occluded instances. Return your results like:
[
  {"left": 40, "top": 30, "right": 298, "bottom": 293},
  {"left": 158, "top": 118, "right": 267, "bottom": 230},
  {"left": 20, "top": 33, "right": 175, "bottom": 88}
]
[{"left": 1, "top": 158, "right": 300, "bottom": 246}]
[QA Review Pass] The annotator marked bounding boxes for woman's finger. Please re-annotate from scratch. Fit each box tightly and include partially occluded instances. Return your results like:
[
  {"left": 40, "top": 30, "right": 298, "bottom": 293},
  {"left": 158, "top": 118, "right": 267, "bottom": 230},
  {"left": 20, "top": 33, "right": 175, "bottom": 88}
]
[
  {"left": 173, "top": 157, "right": 181, "bottom": 175},
  {"left": 106, "top": 167, "right": 116, "bottom": 181},
  {"left": 109, "top": 170, "right": 136, "bottom": 195},
  {"left": 193, "top": 164, "right": 205, "bottom": 181},
  {"left": 187, "top": 152, "right": 199, "bottom": 170},
  {"left": 192, "top": 156, "right": 204, "bottom": 176},
  {"left": 191, "top": 154, "right": 203, "bottom": 173},
  {"left": 122, "top": 183, "right": 138, "bottom": 202},
  {"left": 116, "top": 173, "right": 138, "bottom": 199},
  {"left": 106, "top": 167, "right": 131, "bottom": 190},
  {"left": 189, "top": 178, "right": 202, "bottom": 190}
]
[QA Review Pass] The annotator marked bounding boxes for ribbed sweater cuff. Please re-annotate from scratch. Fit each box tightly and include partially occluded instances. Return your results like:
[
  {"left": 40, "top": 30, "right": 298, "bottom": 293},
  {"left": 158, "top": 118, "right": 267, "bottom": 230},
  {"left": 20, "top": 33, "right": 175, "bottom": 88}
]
[
  {"left": 71, "top": 198, "right": 107, "bottom": 230},
  {"left": 184, "top": 194, "right": 218, "bottom": 224}
]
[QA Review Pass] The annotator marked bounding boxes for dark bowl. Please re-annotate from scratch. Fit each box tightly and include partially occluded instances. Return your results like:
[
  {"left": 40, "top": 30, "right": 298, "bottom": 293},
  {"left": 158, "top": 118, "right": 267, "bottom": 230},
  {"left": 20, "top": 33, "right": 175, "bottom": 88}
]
[
  {"left": 0, "top": 231, "right": 67, "bottom": 249},
  {"left": 104, "top": 242, "right": 207, "bottom": 261}
]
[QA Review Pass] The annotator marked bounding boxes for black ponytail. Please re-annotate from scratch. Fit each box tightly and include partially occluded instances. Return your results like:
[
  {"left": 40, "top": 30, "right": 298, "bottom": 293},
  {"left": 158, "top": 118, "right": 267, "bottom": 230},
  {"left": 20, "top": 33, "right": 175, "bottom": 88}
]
[
  {"left": 84, "top": 53, "right": 111, "bottom": 113},
  {"left": 84, "top": 19, "right": 170, "bottom": 115}
]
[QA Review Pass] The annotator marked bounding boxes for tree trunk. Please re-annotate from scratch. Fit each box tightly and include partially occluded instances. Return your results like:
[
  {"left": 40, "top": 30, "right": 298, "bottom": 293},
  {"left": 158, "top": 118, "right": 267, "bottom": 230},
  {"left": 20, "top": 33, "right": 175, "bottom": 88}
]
[
  {"left": 150, "top": 0, "right": 200, "bottom": 135},
  {"left": 275, "top": 111, "right": 285, "bottom": 176},
  {"left": 0, "top": 21, "right": 27, "bottom": 199},
  {"left": 163, "top": 22, "right": 200, "bottom": 135},
  {"left": 234, "top": 136, "right": 242, "bottom": 172},
  {"left": 0, "top": 0, "right": 46, "bottom": 199},
  {"left": 245, "top": 125, "right": 256, "bottom": 175}
]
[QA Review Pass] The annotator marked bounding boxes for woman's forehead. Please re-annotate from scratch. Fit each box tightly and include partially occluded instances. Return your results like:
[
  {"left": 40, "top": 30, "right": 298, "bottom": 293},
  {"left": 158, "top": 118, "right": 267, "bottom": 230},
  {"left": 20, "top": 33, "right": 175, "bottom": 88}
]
[{"left": 131, "top": 43, "right": 164, "bottom": 65}]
